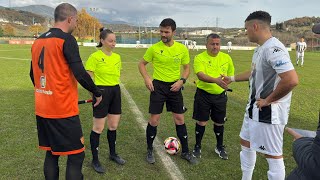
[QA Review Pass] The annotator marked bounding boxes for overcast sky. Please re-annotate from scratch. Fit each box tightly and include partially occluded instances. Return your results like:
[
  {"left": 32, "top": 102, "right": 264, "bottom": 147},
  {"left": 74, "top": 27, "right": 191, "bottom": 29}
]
[{"left": 1, "top": 0, "right": 319, "bottom": 28}]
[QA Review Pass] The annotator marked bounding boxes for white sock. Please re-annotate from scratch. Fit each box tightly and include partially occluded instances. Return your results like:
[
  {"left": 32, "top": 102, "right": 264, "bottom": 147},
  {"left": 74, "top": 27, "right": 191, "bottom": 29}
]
[
  {"left": 301, "top": 57, "right": 304, "bottom": 66},
  {"left": 267, "top": 158, "right": 285, "bottom": 180},
  {"left": 240, "top": 146, "right": 256, "bottom": 180}
]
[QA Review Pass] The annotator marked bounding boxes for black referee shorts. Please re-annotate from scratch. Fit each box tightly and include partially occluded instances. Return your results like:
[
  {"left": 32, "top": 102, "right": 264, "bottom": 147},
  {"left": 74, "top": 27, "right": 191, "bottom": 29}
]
[
  {"left": 192, "top": 88, "right": 227, "bottom": 124},
  {"left": 93, "top": 85, "right": 121, "bottom": 118},
  {"left": 149, "top": 79, "right": 185, "bottom": 114},
  {"left": 36, "top": 115, "right": 85, "bottom": 155}
]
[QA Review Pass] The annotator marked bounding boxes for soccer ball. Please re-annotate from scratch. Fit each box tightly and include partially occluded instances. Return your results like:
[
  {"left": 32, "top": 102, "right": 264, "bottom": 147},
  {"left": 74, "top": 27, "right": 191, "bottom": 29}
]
[{"left": 164, "top": 137, "right": 181, "bottom": 155}]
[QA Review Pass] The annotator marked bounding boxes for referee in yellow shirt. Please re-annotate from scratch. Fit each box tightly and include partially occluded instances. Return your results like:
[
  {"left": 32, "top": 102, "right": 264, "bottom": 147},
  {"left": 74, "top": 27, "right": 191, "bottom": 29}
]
[
  {"left": 192, "top": 33, "right": 234, "bottom": 160},
  {"left": 138, "top": 18, "right": 198, "bottom": 165},
  {"left": 85, "top": 28, "right": 125, "bottom": 173}
]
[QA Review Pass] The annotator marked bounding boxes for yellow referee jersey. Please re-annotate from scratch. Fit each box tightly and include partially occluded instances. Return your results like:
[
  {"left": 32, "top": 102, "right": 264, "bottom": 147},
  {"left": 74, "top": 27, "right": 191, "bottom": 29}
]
[
  {"left": 143, "top": 41, "right": 189, "bottom": 82},
  {"left": 194, "top": 51, "right": 234, "bottom": 94},
  {"left": 85, "top": 50, "right": 121, "bottom": 86}
]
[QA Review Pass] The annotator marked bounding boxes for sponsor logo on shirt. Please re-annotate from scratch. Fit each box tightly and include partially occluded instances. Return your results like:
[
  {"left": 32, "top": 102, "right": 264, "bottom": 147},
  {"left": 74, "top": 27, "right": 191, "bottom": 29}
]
[
  {"left": 259, "top": 145, "right": 266, "bottom": 151},
  {"left": 273, "top": 48, "right": 281, "bottom": 53},
  {"left": 275, "top": 60, "right": 289, "bottom": 67}
]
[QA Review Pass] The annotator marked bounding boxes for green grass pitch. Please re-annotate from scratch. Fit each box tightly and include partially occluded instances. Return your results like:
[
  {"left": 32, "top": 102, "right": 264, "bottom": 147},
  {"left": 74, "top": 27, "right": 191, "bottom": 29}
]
[{"left": 0, "top": 44, "right": 319, "bottom": 179}]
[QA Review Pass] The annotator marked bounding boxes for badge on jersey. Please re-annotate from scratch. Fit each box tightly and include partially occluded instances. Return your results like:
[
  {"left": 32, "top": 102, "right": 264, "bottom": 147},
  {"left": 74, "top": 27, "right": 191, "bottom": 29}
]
[
  {"left": 174, "top": 57, "right": 181, "bottom": 63},
  {"left": 40, "top": 75, "right": 46, "bottom": 88}
]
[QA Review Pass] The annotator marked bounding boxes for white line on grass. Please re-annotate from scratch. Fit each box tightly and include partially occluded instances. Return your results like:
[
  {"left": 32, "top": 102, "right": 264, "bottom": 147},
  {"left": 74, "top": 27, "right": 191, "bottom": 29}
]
[
  {"left": 120, "top": 83, "right": 185, "bottom": 180},
  {"left": 0, "top": 49, "right": 30, "bottom": 52},
  {"left": 0, "top": 56, "right": 137, "bottom": 63},
  {"left": 0, "top": 56, "right": 30, "bottom": 61}
]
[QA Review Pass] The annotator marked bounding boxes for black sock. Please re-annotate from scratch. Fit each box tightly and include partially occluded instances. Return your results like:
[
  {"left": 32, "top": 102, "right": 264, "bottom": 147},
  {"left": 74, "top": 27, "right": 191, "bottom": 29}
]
[
  {"left": 146, "top": 123, "right": 157, "bottom": 150},
  {"left": 195, "top": 123, "right": 206, "bottom": 148},
  {"left": 214, "top": 124, "right": 224, "bottom": 147},
  {"left": 90, "top": 130, "right": 100, "bottom": 162},
  {"left": 176, "top": 123, "right": 189, "bottom": 153},
  {"left": 107, "top": 129, "right": 117, "bottom": 156},
  {"left": 66, "top": 152, "right": 85, "bottom": 180},
  {"left": 44, "top": 151, "right": 60, "bottom": 180}
]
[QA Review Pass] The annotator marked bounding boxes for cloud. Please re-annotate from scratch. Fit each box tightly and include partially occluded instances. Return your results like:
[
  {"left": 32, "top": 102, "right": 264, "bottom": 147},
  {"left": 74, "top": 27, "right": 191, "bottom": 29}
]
[{"left": 2, "top": 0, "right": 319, "bottom": 28}]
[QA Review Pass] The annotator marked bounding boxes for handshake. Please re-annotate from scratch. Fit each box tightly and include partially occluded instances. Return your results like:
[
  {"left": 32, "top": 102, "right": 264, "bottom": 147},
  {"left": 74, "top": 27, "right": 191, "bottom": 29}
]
[{"left": 215, "top": 75, "right": 234, "bottom": 91}]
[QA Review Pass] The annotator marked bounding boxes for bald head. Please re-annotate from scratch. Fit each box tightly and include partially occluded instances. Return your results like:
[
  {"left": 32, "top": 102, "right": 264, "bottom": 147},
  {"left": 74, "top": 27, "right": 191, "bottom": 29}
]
[{"left": 54, "top": 3, "right": 77, "bottom": 23}]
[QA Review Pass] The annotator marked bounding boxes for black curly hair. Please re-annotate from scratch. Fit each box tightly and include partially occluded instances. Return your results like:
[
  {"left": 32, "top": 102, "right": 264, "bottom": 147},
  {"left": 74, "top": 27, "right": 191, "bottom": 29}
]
[{"left": 245, "top": 11, "right": 271, "bottom": 25}]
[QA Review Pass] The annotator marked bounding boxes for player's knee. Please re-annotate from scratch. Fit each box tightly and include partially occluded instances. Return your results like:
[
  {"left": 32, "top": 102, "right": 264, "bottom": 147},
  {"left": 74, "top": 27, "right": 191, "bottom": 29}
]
[
  {"left": 108, "top": 124, "right": 118, "bottom": 131},
  {"left": 197, "top": 121, "right": 207, "bottom": 126},
  {"left": 68, "top": 152, "right": 85, "bottom": 164},
  {"left": 241, "top": 146, "right": 256, "bottom": 159},
  {"left": 93, "top": 126, "right": 104, "bottom": 133},
  {"left": 149, "top": 116, "right": 160, "bottom": 126},
  {"left": 174, "top": 119, "right": 185, "bottom": 125},
  {"left": 240, "top": 146, "right": 256, "bottom": 165},
  {"left": 150, "top": 114, "right": 160, "bottom": 121},
  {"left": 267, "top": 158, "right": 285, "bottom": 180},
  {"left": 173, "top": 113, "right": 184, "bottom": 125}
]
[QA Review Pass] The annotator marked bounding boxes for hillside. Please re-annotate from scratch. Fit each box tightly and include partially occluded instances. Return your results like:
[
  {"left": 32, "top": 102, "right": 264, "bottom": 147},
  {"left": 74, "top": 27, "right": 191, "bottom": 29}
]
[
  {"left": 0, "top": 5, "right": 319, "bottom": 47},
  {"left": 0, "top": 7, "right": 46, "bottom": 25},
  {"left": 12, "top": 5, "right": 54, "bottom": 18},
  {"left": 285, "top": 17, "right": 320, "bottom": 28}
]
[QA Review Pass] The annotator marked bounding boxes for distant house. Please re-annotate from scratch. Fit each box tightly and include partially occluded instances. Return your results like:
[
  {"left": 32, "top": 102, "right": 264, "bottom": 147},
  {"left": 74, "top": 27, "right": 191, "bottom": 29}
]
[
  {"left": 0, "top": 18, "right": 9, "bottom": 23},
  {"left": 188, "top": 30, "right": 214, "bottom": 36},
  {"left": 13, "top": 21, "right": 24, "bottom": 25}
]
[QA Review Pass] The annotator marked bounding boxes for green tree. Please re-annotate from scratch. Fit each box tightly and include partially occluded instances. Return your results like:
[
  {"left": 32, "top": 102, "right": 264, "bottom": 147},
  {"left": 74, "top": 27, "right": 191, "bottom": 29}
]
[
  {"left": 73, "top": 8, "right": 102, "bottom": 40},
  {"left": 3, "top": 24, "right": 15, "bottom": 36},
  {"left": 29, "top": 25, "right": 46, "bottom": 37},
  {"left": 0, "top": 26, "right": 3, "bottom": 37}
]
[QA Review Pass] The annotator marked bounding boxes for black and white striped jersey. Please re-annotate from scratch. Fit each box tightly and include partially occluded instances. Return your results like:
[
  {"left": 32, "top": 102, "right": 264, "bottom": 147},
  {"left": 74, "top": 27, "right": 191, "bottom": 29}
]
[
  {"left": 296, "top": 41, "right": 307, "bottom": 53},
  {"left": 246, "top": 37, "right": 294, "bottom": 125}
]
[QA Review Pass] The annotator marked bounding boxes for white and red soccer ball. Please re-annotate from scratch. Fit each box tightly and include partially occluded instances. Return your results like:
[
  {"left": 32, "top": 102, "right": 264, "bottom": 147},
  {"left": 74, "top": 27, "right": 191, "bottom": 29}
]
[{"left": 164, "top": 137, "right": 181, "bottom": 155}]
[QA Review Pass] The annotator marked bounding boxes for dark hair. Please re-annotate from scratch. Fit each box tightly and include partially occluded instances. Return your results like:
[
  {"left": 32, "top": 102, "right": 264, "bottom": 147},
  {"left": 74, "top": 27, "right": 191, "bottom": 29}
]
[
  {"left": 160, "top": 18, "right": 176, "bottom": 31},
  {"left": 96, "top": 27, "right": 114, "bottom": 47},
  {"left": 54, "top": 3, "right": 77, "bottom": 22},
  {"left": 206, "top": 33, "right": 220, "bottom": 41},
  {"left": 245, "top": 11, "right": 271, "bottom": 25}
]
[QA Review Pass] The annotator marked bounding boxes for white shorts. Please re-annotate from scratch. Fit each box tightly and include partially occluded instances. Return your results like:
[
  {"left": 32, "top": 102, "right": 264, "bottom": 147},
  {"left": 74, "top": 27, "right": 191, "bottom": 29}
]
[
  {"left": 296, "top": 52, "right": 304, "bottom": 58},
  {"left": 239, "top": 113, "right": 285, "bottom": 156}
]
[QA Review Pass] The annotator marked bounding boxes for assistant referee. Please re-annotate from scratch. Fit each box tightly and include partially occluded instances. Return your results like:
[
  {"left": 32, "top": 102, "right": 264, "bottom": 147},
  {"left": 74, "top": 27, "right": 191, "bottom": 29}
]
[
  {"left": 85, "top": 28, "right": 125, "bottom": 174},
  {"left": 192, "top": 33, "right": 234, "bottom": 160}
]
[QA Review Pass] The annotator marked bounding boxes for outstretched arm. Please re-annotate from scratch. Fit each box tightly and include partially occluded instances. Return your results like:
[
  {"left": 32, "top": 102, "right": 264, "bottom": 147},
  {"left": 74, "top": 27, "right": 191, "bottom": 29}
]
[
  {"left": 197, "top": 72, "right": 228, "bottom": 90},
  {"left": 222, "top": 70, "right": 251, "bottom": 84},
  {"left": 286, "top": 127, "right": 303, "bottom": 141}
]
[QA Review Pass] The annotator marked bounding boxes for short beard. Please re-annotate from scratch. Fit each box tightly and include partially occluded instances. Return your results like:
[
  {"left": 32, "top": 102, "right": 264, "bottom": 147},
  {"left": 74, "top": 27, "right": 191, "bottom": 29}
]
[{"left": 161, "top": 37, "right": 171, "bottom": 43}]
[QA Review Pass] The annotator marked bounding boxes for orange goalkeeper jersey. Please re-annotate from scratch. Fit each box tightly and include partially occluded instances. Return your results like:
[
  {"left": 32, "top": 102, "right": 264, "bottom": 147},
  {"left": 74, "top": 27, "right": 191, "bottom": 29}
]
[{"left": 31, "top": 28, "right": 81, "bottom": 118}]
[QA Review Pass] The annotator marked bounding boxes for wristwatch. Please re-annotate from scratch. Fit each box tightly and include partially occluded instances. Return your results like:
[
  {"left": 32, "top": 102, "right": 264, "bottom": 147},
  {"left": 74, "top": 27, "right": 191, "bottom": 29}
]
[{"left": 180, "top": 78, "right": 186, "bottom": 84}]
